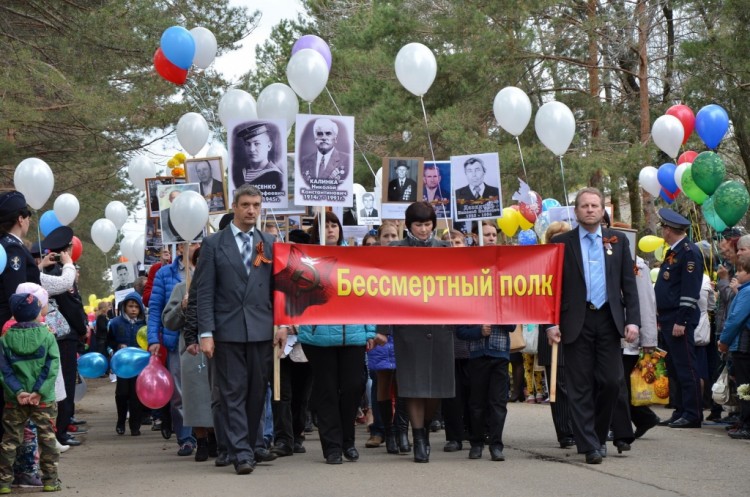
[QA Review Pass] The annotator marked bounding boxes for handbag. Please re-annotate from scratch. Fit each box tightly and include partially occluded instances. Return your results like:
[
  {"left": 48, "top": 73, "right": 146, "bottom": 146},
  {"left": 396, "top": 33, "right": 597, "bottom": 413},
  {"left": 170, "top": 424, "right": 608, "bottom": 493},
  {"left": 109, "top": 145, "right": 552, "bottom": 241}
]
[
  {"left": 630, "top": 349, "right": 669, "bottom": 406},
  {"left": 521, "top": 324, "right": 539, "bottom": 354},
  {"left": 45, "top": 298, "right": 71, "bottom": 339},
  {"left": 712, "top": 364, "right": 731, "bottom": 405},
  {"left": 289, "top": 342, "right": 308, "bottom": 363},
  {"left": 509, "top": 325, "right": 526, "bottom": 353}
]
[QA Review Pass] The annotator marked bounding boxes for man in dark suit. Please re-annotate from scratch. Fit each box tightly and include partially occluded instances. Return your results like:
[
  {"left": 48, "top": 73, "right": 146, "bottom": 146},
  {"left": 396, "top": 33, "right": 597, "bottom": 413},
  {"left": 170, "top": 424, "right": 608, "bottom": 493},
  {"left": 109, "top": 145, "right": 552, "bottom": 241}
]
[
  {"left": 195, "top": 184, "right": 288, "bottom": 475},
  {"left": 454, "top": 157, "right": 500, "bottom": 201},
  {"left": 387, "top": 160, "right": 417, "bottom": 202},
  {"left": 298, "top": 118, "right": 350, "bottom": 187},
  {"left": 545, "top": 188, "right": 640, "bottom": 465},
  {"left": 359, "top": 192, "right": 378, "bottom": 218},
  {"left": 195, "top": 160, "right": 225, "bottom": 211}
]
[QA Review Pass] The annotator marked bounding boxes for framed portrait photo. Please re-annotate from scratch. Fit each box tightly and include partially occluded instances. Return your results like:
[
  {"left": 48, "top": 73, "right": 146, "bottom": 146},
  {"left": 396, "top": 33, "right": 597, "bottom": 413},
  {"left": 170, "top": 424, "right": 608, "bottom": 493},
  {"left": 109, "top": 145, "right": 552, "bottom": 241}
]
[
  {"left": 146, "top": 177, "right": 186, "bottom": 218},
  {"left": 111, "top": 263, "right": 135, "bottom": 293},
  {"left": 156, "top": 183, "right": 203, "bottom": 244},
  {"left": 185, "top": 156, "right": 228, "bottom": 214},
  {"left": 450, "top": 152, "right": 502, "bottom": 221},
  {"left": 383, "top": 157, "right": 423, "bottom": 204}
]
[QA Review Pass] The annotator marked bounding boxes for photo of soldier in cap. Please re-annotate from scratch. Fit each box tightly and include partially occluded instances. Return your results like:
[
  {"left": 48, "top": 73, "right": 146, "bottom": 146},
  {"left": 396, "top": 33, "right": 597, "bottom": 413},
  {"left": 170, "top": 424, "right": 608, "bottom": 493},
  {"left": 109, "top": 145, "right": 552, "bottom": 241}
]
[
  {"left": 229, "top": 119, "right": 288, "bottom": 208},
  {"left": 386, "top": 158, "right": 420, "bottom": 202}
]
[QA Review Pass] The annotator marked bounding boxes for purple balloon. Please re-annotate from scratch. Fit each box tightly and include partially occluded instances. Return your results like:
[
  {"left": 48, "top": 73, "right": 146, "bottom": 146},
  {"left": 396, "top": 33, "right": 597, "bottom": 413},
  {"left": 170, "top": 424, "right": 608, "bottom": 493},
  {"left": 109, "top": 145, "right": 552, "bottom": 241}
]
[{"left": 292, "top": 35, "right": 332, "bottom": 70}]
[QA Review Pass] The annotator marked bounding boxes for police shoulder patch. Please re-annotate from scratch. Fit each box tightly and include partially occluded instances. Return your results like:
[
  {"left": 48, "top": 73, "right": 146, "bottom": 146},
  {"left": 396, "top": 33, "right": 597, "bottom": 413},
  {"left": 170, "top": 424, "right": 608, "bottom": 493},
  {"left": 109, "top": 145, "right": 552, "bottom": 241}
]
[
  {"left": 10, "top": 256, "right": 21, "bottom": 271},
  {"left": 686, "top": 261, "right": 696, "bottom": 273}
]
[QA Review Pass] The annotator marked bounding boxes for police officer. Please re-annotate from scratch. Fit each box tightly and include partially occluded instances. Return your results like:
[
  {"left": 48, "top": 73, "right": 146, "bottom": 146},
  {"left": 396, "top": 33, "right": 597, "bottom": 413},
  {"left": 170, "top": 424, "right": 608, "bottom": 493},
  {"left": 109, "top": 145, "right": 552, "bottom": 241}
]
[{"left": 654, "top": 208, "right": 704, "bottom": 428}]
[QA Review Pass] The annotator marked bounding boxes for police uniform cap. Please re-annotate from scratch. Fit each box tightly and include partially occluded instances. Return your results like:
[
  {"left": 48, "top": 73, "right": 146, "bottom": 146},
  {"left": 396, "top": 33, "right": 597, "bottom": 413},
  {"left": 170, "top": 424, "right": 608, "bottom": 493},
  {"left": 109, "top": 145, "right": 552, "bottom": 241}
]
[
  {"left": 42, "top": 226, "right": 74, "bottom": 252},
  {"left": 658, "top": 208, "right": 690, "bottom": 230},
  {"left": 29, "top": 241, "right": 42, "bottom": 258},
  {"left": 0, "top": 191, "right": 27, "bottom": 217},
  {"left": 237, "top": 123, "right": 270, "bottom": 141},
  {"left": 395, "top": 160, "right": 409, "bottom": 170}
]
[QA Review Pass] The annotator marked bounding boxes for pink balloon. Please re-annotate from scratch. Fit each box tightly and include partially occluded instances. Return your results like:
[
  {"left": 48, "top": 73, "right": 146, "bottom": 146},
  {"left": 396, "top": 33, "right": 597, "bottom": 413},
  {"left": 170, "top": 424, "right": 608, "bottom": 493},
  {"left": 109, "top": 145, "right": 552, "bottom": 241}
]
[{"left": 136, "top": 356, "right": 174, "bottom": 409}]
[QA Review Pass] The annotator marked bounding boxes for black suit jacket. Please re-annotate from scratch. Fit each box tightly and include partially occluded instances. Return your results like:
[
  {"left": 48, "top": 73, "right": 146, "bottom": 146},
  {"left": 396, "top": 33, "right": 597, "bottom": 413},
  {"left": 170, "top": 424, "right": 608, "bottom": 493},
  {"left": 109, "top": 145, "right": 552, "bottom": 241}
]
[
  {"left": 360, "top": 208, "right": 378, "bottom": 217},
  {"left": 200, "top": 179, "right": 223, "bottom": 196},
  {"left": 388, "top": 178, "right": 417, "bottom": 201},
  {"left": 551, "top": 226, "right": 640, "bottom": 344},
  {"left": 454, "top": 183, "right": 500, "bottom": 201}
]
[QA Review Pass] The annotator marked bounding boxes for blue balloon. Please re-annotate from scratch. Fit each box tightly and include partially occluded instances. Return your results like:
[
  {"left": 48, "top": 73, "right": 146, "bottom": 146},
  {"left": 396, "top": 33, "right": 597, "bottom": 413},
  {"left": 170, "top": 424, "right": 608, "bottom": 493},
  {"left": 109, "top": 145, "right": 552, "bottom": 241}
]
[
  {"left": 695, "top": 104, "right": 729, "bottom": 150},
  {"left": 702, "top": 196, "right": 727, "bottom": 232},
  {"left": 160, "top": 26, "right": 196, "bottom": 70},
  {"left": 110, "top": 347, "right": 150, "bottom": 379},
  {"left": 0, "top": 245, "right": 6, "bottom": 275},
  {"left": 541, "top": 198, "right": 561, "bottom": 212},
  {"left": 78, "top": 352, "right": 108, "bottom": 378},
  {"left": 659, "top": 189, "right": 674, "bottom": 205},
  {"left": 657, "top": 163, "right": 678, "bottom": 194},
  {"left": 518, "top": 229, "right": 538, "bottom": 246},
  {"left": 39, "top": 210, "right": 62, "bottom": 237}
]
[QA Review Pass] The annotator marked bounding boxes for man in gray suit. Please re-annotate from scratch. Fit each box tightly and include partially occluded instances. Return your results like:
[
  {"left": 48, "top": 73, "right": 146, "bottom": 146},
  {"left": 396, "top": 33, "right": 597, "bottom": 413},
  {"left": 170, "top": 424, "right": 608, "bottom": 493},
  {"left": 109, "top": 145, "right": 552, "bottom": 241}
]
[{"left": 195, "top": 184, "right": 288, "bottom": 475}]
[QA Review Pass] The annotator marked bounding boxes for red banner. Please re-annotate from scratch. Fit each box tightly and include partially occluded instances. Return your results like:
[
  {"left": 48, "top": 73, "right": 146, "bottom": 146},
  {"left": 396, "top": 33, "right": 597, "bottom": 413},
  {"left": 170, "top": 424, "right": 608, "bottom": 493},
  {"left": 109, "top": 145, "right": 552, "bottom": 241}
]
[{"left": 273, "top": 244, "right": 563, "bottom": 325}]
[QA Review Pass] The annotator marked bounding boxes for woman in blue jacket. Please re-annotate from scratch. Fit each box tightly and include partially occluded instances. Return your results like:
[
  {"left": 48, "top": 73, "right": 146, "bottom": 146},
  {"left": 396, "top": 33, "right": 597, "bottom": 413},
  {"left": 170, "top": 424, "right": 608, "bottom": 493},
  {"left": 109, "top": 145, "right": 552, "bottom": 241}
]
[{"left": 299, "top": 212, "right": 376, "bottom": 464}]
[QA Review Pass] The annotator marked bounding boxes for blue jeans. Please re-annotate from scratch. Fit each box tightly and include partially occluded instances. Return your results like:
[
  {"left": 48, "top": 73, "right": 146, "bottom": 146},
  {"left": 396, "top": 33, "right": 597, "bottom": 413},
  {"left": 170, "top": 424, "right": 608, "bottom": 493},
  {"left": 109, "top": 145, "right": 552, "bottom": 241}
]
[{"left": 168, "top": 348, "right": 195, "bottom": 447}]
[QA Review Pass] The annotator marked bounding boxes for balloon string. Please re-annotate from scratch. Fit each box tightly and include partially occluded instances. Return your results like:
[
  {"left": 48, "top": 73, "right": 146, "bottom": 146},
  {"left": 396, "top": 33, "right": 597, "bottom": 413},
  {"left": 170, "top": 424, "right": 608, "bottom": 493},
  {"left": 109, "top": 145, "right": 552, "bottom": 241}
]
[
  {"left": 558, "top": 156, "right": 572, "bottom": 224},
  {"left": 420, "top": 96, "right": 437, "bottom": 164},
  {"left": 35, "top": 210, "right": 42, "bottom": 252},
  {"left": 515, "top": 136, "right": 528, "bottom": 182},
  {"left": 324, "top": 87, "right": 376, "bottom": 179},
  {"left": 307, "top": 101, "right": 312, "bottom": 114}
]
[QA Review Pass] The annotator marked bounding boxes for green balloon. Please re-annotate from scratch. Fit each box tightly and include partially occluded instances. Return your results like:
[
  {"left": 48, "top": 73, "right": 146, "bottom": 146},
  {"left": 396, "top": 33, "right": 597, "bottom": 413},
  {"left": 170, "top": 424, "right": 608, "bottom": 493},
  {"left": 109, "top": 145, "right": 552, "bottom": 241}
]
[
  {"left": 691, "top": 151, "right": 726, "bottom": 195},
  {"left": 713, "top": 180, "right": 750, "bottom": 227},
  {"left": 681, "top": 164, "right": 709, "bottom": 205},
  {"left": 702, "top": 196, "right": 727, "bottom": 232}
]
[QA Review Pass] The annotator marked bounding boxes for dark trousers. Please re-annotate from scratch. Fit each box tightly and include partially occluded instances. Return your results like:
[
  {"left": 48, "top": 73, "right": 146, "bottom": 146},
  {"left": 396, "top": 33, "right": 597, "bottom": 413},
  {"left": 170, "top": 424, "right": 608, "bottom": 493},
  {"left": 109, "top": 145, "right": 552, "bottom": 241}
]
[
  {"left": 115, "top": 376, "right": 144, "bottom": 432},
  {"left": 612, "top": 354, "right": 659, "bottom": 439},
  {"left": 659, "top": 321, "right": 702, "bottom": 423},
  {"left": 302, "top": 344, "right": 365, "bottom": 457},
  {"left": 272, "top": 358, "right": 312, "bottom": 446},
  {"left": 208, "top": 353, "right": 227, "bottom": 455},
  {"left": 564, "top": 305, "right": 623, "bottom": 453},
  {"left": 213, "top": 340, "right": 272, "bottom": 463},
  {"left": 731, "top": 351, "right": 750, "bottom": 428},
  {"left": 544, "top": 363, "right": 574, "bottom": 443},
  {"left": 55, "top": 339, "right": 78, "bottom": 441},
  {"left": 443, "top": 358, "right": 471, "bottom": 443},
  {"left": 369, "top": 370, "right": 384, "bottom": 437},
  {"left": 467, "top": 356, "right": 509, "bottom": 449}
]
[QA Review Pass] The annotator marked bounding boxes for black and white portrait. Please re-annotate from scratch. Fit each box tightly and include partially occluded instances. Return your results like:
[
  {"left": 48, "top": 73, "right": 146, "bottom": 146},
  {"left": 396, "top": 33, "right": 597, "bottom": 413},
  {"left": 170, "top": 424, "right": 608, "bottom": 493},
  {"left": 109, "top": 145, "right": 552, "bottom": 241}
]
[
  {"left": 451, "top": 153, "right": 502, "bottom": 221},
  {"left": 357, "top": 192, "right": 381, "bottom": 225},
  {"left": 156, "top": 183, "right": 203, "bottom": 244},
  {"left": 185, "top": 157, "right": 227, "bottom": 214},
  {"left": 385, "top": 157, "right": 422, "bottom": 203},
  {"left": 146, "top": 177, "right": 186, "bottom": 218},
  {"left": 423, "top": 161, "right": 451, "bottom": 218},
  {"left": 228, "top": 119, "right": 288, "bottom": 208},
  {"left": 295, "top": 114, "right": 354, "bottom": 207},
  {"left": 111, "top": 263, "right": 134, "bottom": 292}
]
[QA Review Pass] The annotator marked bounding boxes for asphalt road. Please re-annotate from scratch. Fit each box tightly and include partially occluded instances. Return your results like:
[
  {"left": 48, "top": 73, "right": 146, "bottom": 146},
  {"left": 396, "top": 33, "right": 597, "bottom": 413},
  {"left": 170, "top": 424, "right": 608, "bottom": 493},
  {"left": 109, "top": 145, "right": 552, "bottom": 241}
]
[{"left": 57, "top": 378, "right": 749, "bottom": 497}]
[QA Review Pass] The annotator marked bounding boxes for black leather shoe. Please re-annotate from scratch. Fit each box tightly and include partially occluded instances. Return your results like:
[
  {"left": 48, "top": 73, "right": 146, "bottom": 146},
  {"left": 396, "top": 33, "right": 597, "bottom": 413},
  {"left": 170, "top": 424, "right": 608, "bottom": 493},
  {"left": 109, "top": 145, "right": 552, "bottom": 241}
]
[
  {"left": 443, "top": 440, "right": 462, "bottom": 452},
  {"left": 293, "top": 441, "right": 306, "bottom": 454},
  {"left": 599, "top": 444, "right": 607, "bottom": 457},
  {"left": 489, "top": 446, "right": 505, "bottom": 461},
  {"left": 585, "top": 450, "right": 603, "bottom": 464},
  {"left": 634, "top": 418, "right": 660, "bottom": 439},
  {"left": 412, "top": 428, "right": 428, "bottom": 463},
  {"left": 215, "top": 453, "right": 230, "bottom": 467},
  {"left": 384, "top": 430, "right": 399, "bottom": 454},
  {"left": 234, "top": 460, "right": 255, "bottom": 475},
  {"left": 468, "top": 445, "right": 483, "bottom": 459},
  {"left": 271, "top": 443, "right": 294, "bottom": 457},
  {"left": 398, "top": 431, "right": 411, "bottom": 453},
  {"left": 255, "top": 447, "right": 278, "bottom": 462},
  {"left": 614, "top": 440, "right": 631, "bottom": 453},
  {"left": 343, "top": 447, "right": 359, "bottom": 462},
  {"left": 559, "top": 437, "right": 576, "bottom": 448},
  {"left": 131, "top": 429, "right": 141, "bottom": 436},
  {"left": 668, "top": 418, "right": 701, "bottom": 428},
  {"left": 116, "top": 424, "right": 125, "bottom": 435},
  {"left": 61, "top": 436, "right": 82, "bottom": 447},
  {"left": 657, "top": 417, "right": 677, "bottom": 426},
  {"left": 70, "top": 416, "right": 87, "bottom": 425},
  {"left": 325, "top": 453, "right": 343, "bottom": 465}
]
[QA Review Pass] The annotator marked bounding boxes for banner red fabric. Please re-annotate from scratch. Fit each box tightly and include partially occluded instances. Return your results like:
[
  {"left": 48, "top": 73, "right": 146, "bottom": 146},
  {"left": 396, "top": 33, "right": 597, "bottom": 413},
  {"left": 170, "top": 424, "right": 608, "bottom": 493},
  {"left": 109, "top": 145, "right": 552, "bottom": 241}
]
[{"left": 273, "top": 244, "right": 563, "bottom": 325}]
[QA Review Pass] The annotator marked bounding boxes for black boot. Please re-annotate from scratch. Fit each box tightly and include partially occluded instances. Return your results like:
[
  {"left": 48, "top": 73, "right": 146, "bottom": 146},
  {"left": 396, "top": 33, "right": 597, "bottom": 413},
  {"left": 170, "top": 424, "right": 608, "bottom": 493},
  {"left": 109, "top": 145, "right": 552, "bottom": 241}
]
[
  {"left": 207, "top": 431, "right": 218, "bottom": 458},
  {"left": 412, "top": 428, "right": 429, "bottom": 463},
  {"left": 378, "top": 400, "right": 399, "bottom": 454},
  {"left": 395, "top": 399, "right": 411, "bottom": 453},
  {"left": 195, "top": 437, "right": 209, "bottom": 462}
]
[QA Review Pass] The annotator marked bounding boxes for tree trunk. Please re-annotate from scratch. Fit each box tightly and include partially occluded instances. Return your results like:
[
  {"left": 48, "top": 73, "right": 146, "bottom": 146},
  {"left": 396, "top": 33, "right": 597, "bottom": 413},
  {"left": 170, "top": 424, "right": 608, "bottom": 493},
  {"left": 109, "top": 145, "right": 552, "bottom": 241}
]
[{"left": 637, "top": 0, "right": 656, "bottom": 233}]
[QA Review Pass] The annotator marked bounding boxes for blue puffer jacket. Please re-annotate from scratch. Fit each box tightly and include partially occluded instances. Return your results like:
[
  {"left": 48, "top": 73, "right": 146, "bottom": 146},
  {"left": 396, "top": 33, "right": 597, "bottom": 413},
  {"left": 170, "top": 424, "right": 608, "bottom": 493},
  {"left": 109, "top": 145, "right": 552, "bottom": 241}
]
[
  {"left": 108, "top": 292, "right": 146, "bottom": 349},
  {"left": 297, "top": 324, "right": 376, "bottom": 347},
  {"left": 367, "top": 334, "right": 396, "bottom": 370},
  {"left": 147, "top": 257, "right": 184, "bottom": 351}
]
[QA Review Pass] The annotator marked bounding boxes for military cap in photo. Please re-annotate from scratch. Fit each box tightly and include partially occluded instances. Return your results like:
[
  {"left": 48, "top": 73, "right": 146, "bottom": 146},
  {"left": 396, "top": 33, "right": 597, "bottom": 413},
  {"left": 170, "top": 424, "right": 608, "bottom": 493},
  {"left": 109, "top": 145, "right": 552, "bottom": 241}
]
[
  {"left": 395, "top": 160, "right": 409, "bottom": 170},
  {"left": 237, "top": 123, "right": 270, "bottom": 141}
]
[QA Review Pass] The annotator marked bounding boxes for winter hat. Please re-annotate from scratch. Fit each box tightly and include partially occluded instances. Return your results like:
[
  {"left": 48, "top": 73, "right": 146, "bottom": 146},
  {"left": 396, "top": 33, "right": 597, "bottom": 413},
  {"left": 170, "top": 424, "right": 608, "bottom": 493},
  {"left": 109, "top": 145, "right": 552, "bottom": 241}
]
[
  {"left": 9, "top": 293, "right": 42, "bottom": 323},
  {"left": 15, "top": 282, "right": 49, "bottom": 308}
]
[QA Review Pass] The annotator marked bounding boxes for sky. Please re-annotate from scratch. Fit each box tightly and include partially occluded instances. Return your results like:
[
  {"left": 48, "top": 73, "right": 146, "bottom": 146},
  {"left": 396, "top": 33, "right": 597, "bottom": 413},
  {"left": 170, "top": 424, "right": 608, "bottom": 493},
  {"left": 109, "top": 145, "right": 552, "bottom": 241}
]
[{"left": 121, "top": 0, "right": 303, "bottom": 239}]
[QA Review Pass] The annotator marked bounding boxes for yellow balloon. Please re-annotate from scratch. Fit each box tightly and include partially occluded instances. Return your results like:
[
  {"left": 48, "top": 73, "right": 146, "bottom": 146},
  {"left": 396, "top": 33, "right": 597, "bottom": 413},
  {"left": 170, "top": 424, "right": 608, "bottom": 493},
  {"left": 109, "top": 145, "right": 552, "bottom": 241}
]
[
  {"left": 497, "top": 208, "right": 520, "bottom": 238},
  {"left": 518, "top": 214, "right": 533, "bottom": 231},
  {"left": 654, "top": 244, "right": 667, "bottom": 262},
  {"left": 84, "top": 305, "right": 93, "bottom": 314},
  {"left": 650, "top": 268, "right": 660, "bottom": 283},
  {"left": 136, "top": 326, "right": 149, "bottom": 350},
  {"left": 88, "top": 294, "right": 98, "bottom": 305},
  {"left": 638, "top": 235, "right": 664, "bottom": 253}
]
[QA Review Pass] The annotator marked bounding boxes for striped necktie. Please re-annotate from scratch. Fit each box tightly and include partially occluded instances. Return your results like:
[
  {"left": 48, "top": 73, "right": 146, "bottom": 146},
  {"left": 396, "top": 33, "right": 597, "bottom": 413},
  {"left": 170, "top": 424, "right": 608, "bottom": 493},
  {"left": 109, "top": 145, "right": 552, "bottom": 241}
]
[
  {"left": 587, "top": 232, "right": 606, "bottom": 308},
  {"left": 238, "top": 231, "right": 253, "bottom": 274}
]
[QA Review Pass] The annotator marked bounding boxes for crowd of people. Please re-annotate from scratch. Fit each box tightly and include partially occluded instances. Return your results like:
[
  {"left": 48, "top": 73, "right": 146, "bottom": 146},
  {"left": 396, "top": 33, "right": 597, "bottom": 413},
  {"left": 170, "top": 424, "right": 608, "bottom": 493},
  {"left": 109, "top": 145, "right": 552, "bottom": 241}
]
[{"left": 0, "top": 184, "right": 748, "bottom": 487}]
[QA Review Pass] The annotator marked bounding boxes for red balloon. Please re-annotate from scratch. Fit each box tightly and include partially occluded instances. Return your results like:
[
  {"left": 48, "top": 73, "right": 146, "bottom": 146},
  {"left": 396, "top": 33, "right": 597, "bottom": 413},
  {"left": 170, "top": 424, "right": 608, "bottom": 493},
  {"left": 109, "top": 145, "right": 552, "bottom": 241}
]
[
  {"left": 136, "top": 356, "right": 174, "bottom": 409},
  {"left": 519, "top": 203, "right": 537, "bottom": 223},
  {"left": 71, "top": 236, "right": 83, "bottom": 262},
  {"left": 153, "top": 48, "right": 188, "bottom": 85},
  {"left": 677, "top": 150, "right": 698, "bottom": 165},
  {"left": 666, "top": 104, "right": 695, "bottom": 145}
]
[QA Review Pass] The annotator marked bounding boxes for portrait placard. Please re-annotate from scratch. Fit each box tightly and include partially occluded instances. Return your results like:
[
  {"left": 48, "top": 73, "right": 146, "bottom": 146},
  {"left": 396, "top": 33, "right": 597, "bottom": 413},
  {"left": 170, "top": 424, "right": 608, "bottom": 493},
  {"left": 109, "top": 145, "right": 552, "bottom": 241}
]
[
  {"left": 383, "top": 157, "right": 423, "bottom": 204},
  {"left": 185, "top": 156, "right": 228, "bottom": 214},
  {"left": 146, "top": 177, "right": 186, "bottom": 218},
  {"left": 156, "top": 183, "right": 203, "bottom": 244},
  {"left": 451, "top": 153, "right": 502, "bottom": 221}
]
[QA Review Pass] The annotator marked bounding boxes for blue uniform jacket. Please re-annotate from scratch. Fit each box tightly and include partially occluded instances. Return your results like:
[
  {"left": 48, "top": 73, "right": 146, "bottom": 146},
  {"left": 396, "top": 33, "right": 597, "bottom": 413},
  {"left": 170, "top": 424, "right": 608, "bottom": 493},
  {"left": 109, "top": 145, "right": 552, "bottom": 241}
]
[{"left": 654, "top": 239, "right": 703, "bottom": 325}]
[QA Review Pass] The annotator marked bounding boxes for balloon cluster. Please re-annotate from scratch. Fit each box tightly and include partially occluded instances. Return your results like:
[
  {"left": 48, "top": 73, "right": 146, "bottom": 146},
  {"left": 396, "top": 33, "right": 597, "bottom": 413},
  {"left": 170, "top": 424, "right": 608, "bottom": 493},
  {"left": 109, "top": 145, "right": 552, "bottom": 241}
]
[
  {"left": 154, "top": 26, "right": 217, "bottom": 85},
  {"left": 287, "top": 35, "right": 331, "bottom": 103},
  {"left": 642, "top": 103, "right": 748, "bottom": 230},
  {"left": 167, "top": 152, "right": 187, "bottom": 177}
]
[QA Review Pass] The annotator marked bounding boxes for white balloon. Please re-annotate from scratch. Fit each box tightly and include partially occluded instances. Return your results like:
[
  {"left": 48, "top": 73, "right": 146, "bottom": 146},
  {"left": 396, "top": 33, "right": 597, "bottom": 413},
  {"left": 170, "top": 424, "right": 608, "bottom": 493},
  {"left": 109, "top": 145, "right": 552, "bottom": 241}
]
[
  {"left": 286, "top": 49, "right": 329, "bottom": 103},
  {"left": 128, "top": 156, "right": 156, "bottom": 192},
  {"left": 206, "top": 142, "right": 229, "bottom": 171},
  {"left": 353, "top": 183, "right": 366, "bottom": 198},
  {"left": 119, "top": 235, "right": 136, "bottom": 262},
  {"left": 189, "top": 27, "right": 217, "bottom": 69},
  {"left": 14, "top": 158, "right": 54, "bottom": 210},
  {"left": 674, "top": 162, "right": 690, "bottom": 191},
  {"left": 638, "top": 166, "right": 661, "bottom": 197},
  {"left": 493, "top": 87, "right": 532, "bottom": 137},
  {"left": 91, "top": 218, "right": 117, "bottom": 253},
  {"left": 53, "top": 193, "right": 79, "bottom": 225},
  {"left": 218, "top": 89, "right": 257, "bottom": 128},
  {"left": 132, "top": 234, "right": 146, "bottom": 263},
  {"left": 534, "top": 101, "right": 576, "bottom": 156},
  {"left": 374, "top": 168, "right": 383, "bottom": 188},
  {"left": 176, "top": 112, "right": 209, "bottom": 156},
  {"left": 395, "top": 43, "right": 437, "bottom": 97},
  {"left": 105, "top": 201, "right": 128, "bottom": 230},
  {"left": 257, "top": 83, "right": 299, "bottom": 129},
  {"left": 651, "top": 114, "right": 684, "bottom": 159},
  {"left": 169, "top": 190, "right": 209, "bottom": 241}
]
